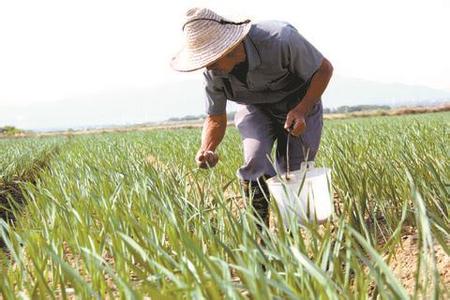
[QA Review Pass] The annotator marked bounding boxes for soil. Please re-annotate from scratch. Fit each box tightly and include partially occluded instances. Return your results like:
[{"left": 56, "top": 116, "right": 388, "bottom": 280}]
[
  {"left": 0, "top": 181, "right": 25, "bottom": 222},
  {"left": 387, "top": 232, "right": 449, "bottom": 296},
  {"left": 0, "top": 147, "right": 59, "bottom": 249},
  {"left": 0, "top": 181, "right": 27, "bottom": 250}
]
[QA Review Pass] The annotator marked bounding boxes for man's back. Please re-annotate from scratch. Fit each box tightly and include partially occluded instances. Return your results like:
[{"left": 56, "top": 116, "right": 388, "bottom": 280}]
[{"left": 203, "top": 20, "right": 324, "bottom": 114}]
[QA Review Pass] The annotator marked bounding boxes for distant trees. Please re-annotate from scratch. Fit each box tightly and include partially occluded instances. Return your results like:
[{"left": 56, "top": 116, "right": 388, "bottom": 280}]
[
  {"left": 167, "top": 105, "right": 392, "bottom": 122},
  {"left": 0, "top": 126, "right": 23, "bottom": 136},
  {"left": 167, "top": 115, "right": 205, "bottom": 122},
  {"left": 324, "top": 105, "right": 391, "bottom": 114},
  {"left": 167, "top": 111, "right": 237, "bottom": 122}
]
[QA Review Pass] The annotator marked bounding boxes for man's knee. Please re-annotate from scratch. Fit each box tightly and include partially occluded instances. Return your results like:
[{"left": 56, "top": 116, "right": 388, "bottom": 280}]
[{"left": 239, "top": 153, "right": 274, "bottom": 180}]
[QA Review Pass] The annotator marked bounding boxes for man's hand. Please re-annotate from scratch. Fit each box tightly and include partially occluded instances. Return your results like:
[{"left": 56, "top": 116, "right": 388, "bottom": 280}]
[
  {"left": 195, "top": 149, "right": 219, "bottom": 169},
  {"left": 196, "top": 113, "right": 226, "bottom": 169},
  {"left": 284, "top": 108, "right": 306, "bottom": 136},
  {"left": 283, "top": 58, "right": 333, "bottom": 136}
]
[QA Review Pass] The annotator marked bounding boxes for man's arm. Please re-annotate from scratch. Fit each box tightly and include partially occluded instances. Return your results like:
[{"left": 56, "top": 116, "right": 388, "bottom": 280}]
[
  {"left": 196, "top": 113, "right": 227, "bottom": 168},
  {"left": 285, "top": 58, "right": 333, "bottom": 135}
]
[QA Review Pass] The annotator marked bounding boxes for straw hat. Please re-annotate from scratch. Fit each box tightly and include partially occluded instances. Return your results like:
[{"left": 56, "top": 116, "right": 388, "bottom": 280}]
[{"left": 171, "top": 8, "right": 252, "bottom": 72}]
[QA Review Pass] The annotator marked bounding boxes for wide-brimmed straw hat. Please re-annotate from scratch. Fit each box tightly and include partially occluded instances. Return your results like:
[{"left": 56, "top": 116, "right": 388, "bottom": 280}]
[{"left": 171, "top": 8, "right": 252, "bottom": 72}]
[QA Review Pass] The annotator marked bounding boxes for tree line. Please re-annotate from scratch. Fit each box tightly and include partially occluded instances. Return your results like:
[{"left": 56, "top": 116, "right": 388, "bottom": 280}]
[{"left": 168, "top": 105, "right": 392, "bottom": 122}]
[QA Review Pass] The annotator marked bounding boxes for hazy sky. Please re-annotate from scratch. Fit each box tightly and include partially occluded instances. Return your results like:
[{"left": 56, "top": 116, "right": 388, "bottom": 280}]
[{"left": 0, "top": 0, "right": 449, "bottom": 107}]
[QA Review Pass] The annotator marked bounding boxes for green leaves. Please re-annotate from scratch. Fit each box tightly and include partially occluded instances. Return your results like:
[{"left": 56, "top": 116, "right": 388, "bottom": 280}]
[{"left": 0, "top": 112, "right": 448, "bottom": 298}]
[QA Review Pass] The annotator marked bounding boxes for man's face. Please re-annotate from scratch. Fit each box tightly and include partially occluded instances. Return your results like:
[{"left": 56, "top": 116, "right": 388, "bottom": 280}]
[{"left": 206, "top": 43, "right": 245, "bottom": 74}]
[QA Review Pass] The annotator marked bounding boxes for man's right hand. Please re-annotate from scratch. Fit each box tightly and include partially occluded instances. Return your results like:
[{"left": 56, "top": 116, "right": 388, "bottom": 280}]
[
  {"left": 196, "top": 113, "right": 226, "bottom": 169},
  {"left": 195, "top": 149, "right": 219, "bottom": 169}
]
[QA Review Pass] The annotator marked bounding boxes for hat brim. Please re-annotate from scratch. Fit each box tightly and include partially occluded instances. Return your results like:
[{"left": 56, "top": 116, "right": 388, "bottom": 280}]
[{"left": 170, "top": 22, "right": 252, "bottom": 72}]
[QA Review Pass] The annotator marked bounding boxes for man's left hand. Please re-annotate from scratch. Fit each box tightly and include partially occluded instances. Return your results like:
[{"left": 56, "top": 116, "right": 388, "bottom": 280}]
[{"left": 284, "top": 108, "right": 306, "bottom": 136}]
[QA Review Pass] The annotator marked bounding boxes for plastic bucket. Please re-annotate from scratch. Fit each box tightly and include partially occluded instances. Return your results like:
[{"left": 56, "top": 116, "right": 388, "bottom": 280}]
[{"left": 266, "top": 163, "right": 333, "bottom": 226}]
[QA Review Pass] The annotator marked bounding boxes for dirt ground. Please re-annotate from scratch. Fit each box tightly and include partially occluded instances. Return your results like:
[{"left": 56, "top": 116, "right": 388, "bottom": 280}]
[
  {"left": 387, "top": 231, "right": 449, "bottom": 295},
  {"left": 0, "top": 182, "right": 25, "bottom": 222}
]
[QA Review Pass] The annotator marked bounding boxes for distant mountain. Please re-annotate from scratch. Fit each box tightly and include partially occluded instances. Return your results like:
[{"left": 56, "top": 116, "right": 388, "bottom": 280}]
[
  {"left": 0, "top": 82, "right": 207, "bottom": 131},
  {"left": 323, "top": 76, "right": 450, "bottom": 108},
  {"left": 1, "top": 76, "right": 449, "bottom": 131}
]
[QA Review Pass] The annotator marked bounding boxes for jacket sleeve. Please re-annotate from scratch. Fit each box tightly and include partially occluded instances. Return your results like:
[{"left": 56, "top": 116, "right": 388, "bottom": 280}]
[
  {"left": 204, "top": 71, "right": 227, "bottom": 115},
  {"left": 283, "top": 25, "right": 324, "bottom": 81}
]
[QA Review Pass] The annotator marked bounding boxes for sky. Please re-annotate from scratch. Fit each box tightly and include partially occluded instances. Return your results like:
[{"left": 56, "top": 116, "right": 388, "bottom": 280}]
[{"left": 0, "top": 0, "right": 449, "bottom": 128}]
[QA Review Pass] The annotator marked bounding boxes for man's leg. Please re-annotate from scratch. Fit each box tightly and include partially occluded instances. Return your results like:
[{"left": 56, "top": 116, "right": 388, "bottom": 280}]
[
  {"left": 239, "top": 177, "right": 271, "bottom": 230},
  {"left": 234, "top": 104, "right": 276, "bottom": 229}
]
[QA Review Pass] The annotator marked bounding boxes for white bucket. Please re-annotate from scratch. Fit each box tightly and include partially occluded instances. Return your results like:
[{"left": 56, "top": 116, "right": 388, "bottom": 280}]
[{"left": 266, "top": 162, "right": 333, "bottom": 226}]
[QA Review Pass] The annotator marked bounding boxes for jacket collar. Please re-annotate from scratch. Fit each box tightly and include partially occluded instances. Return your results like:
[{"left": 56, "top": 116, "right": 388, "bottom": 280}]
[{"left": 243, "top": 27, "right": 261, "bottom": 72}]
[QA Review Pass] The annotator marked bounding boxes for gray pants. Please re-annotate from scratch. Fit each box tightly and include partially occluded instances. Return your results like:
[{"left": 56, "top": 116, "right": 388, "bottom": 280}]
[{"left": 234, "top": 97, "right": 323, "bottom": 181}]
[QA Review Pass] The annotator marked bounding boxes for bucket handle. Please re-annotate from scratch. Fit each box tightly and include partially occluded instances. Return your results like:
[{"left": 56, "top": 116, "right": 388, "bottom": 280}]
[
  {"left": 285, "top": 128, "right": 308, "bottom": 181},
  {"left": 286, "top": 129, "right": 291, "bottom": 180}
]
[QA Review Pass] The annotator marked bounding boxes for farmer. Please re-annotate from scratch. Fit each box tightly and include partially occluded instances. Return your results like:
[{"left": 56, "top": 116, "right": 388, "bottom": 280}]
[{"left": 171, "top": 8, "right": 333, "bottom": 228}]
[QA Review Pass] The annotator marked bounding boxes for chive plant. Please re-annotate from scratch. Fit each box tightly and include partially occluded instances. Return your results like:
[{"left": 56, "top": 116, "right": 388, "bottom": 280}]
[{"left": 0, "top": 112, "right": 448, "bottom": 299}]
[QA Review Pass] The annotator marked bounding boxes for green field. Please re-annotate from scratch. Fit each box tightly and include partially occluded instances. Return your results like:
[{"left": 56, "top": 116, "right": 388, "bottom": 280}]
[{"left": 0, "top": 112, "right": 448, "bottom": 299}]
